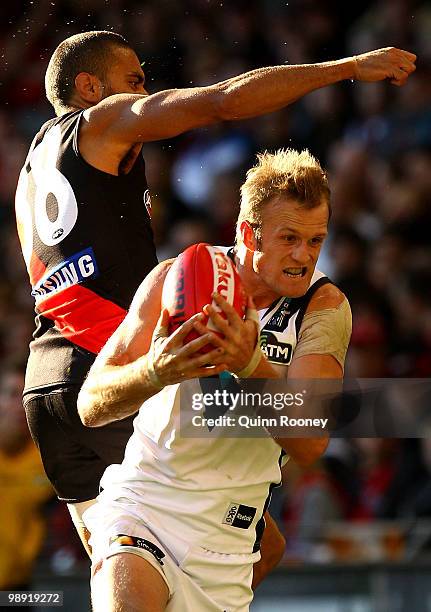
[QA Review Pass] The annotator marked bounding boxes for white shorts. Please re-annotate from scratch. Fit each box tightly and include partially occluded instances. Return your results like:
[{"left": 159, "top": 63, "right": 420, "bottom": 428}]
[{"left": 86, "top": 500, "right": 256, "bottom": 612}]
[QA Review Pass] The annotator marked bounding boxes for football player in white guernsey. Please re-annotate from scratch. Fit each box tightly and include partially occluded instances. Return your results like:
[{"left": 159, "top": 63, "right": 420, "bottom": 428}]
[{"left": 78, "top": 149, "right": 352, "bottom": 612}]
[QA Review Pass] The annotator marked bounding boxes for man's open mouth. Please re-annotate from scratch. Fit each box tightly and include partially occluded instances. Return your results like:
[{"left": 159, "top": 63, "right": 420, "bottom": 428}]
[{"left": 283, "top": 267, "right": 307, "bottom": 278}]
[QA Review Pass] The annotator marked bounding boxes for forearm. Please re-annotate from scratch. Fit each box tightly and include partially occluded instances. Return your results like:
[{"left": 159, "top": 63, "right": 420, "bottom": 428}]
[
  {"left": 126, "top": 59, "right": 355, "bottom": 140},
  {"left": 238, "top": 345, "right": 330, "bottom": 460},
  {"left": 243, "top": 354, "right": 328, "bottom": 462},
  {"left": 217, "top": 59, "right": 355, "bottom": 120},
  {"left": 249, "top": 354, "right": 281, "bottom": 379},
  {"left": 78, "top": 355, "right": 158, "bottom": 427}
]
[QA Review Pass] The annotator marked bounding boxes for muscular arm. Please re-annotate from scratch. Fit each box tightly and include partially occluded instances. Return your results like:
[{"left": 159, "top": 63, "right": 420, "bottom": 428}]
[
  {"left": 77, "top": 261, "right": 170, "bottom": 426},
  {"left": 77, "top": 260, "right": 227, "bottom": 427},
  {"left": 201, "top": 286, "right": 351, "bottom": 464},
  {"left": 277, "top": 284, "right": 352, "bottom": 465},
  {"left": 82, "top": 48, "right": 415, "bottom": 146}
]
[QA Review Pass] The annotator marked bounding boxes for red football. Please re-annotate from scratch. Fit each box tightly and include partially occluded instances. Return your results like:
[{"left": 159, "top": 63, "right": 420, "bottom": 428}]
[{"left": 162, "top": 243, "right": 247, "bottom": 351}]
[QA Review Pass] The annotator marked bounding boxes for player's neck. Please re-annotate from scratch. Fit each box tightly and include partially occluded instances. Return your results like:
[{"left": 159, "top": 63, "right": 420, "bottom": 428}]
[{"left": 236, "top": 258, "right": 279, "bottom": 311}]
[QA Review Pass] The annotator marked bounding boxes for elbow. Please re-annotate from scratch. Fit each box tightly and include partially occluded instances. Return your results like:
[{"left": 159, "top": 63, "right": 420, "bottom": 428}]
[
  {"left": 77, "top": 390, "right": 99, "bottom": 428},
  {"left": 295, "top": 438, "right": 329, "bottom": 467},
  {"left": 213, "top": 85, "right": 242, "bottom": 121},
  {"left": 282, "top": 436, "right": 329, "bottom": 467}
]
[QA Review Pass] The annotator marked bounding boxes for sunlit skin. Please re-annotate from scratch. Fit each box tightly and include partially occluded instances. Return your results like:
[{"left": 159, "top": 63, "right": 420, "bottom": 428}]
[
  {"left": 237, "top": 195, "right": 329, "bottom": 309},
  {"left": 74, "top": 46, "right": 151, "bottom": 175},
  {"left": 101, "top": 47, "right": 148, "bottom": 97}
]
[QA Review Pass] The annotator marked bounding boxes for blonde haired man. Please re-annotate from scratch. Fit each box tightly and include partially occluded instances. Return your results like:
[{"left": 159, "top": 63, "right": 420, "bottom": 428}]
[{"left": 78, "top": 148, "right": 351, "bottom": 611}]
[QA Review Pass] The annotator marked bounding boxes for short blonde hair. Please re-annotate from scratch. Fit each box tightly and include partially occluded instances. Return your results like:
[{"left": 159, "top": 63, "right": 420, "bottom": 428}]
[{"left": 236, "top": 148, "right": 330, "bottom": 244}]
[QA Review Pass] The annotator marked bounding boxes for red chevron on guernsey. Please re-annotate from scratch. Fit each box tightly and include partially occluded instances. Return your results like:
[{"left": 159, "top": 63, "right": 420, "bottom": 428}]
[
  {"left": 24, "top": 247, "right": 48, "bottom": 288},
  {"left": 37, "top": 284, "right": 126, "bottom": 354}
]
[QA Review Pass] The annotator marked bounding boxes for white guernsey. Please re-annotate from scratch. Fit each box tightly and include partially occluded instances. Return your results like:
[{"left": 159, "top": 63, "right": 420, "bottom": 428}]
[{"left": 80, "top": 149, "right": 353, "bottom": 611}]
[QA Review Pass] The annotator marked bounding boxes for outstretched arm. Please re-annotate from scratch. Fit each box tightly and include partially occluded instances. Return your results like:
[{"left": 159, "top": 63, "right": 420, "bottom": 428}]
[{"left": 83, "top": 47, "right": 416, "bottom": 144}]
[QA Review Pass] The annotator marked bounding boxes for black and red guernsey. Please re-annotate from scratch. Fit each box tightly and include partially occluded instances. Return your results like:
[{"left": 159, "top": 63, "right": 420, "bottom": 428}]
[{"left": 16, "top": 110, "right": 158, "bottom": 394}]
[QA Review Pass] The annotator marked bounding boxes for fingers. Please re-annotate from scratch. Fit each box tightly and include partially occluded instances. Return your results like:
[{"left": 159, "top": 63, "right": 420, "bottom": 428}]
[
  {"left": 355, "top": 46, "right": 416, "bottom": 85},
  {"left": 190, "top": 363, "right": 228, "bottom": 378},
  {"left": 180, "top": 331, "right": 221, "bottom": 356},
  {"left": 174, "top": 346, "right": 227, "bottom": 383},
  {"left": 399, "top": 50, "right": 417, "bottom": 62},
  {"left": 187, "top": 346, "right": 226, "bottom": 368},
  {"left": 389, "top": 54, "right": 415, "bottom": 86},
  {"left": 396, "top": 61, "right": 416, "bottom": 80},
  {"left": 402, "top": 58, "right": 416, "bottom": 73},
  {"left": 205, "top": 304, "right": 230, "bottom": 335},
  {"left": 391, "top": 50, "right": 416, "bottom": 83},
  {"left": 245, "top": 296, "right": 260, "bottom": 329},
  {"left": 211, "top": 292, "right": 243, "bottom": 326},
  {"left": 204, "top": 294, "right": 244, "bottom": 342},
  {"left": 383, "top": 49, "right": 416, "bottom": 85},
  {"left": 152, "top": 308, "right": 170, "bottom": 343},
  {"left": 193, "top": 320, "right": 226, "bottom": 349},
  {"left": 165, "top": 312, "right": 205, "bottom": 348},
  {"left": 393, "top": 48, "right": 417, "bottom": 66},
  {"left": 197, "top": 294, "right": 258, "bottom": 353},
  {"left": 390, "top": 75, "right": 409, "bottom": 86},
  {"left": 389, "top": 67, "right": 411, "bottom": 86}
]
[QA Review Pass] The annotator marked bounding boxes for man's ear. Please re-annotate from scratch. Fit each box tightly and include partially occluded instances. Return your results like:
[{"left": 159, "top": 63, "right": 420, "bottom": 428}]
[
  {"left": 241, "top": 221, "right": 258, "bottom": 251},
  {"left": 74, "top": 72, "right": 104, "bottom": 105}
]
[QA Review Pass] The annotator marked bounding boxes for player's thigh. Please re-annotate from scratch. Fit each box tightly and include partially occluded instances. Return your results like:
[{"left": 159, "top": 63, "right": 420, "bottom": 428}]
[{"left": 92, "top": 552, "right": 169, "bottom": 612}]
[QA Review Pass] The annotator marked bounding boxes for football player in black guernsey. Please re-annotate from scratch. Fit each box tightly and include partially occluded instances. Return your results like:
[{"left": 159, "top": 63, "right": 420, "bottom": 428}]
[{"left": 15, "top": 30, "right": 415, "bottom": 561}]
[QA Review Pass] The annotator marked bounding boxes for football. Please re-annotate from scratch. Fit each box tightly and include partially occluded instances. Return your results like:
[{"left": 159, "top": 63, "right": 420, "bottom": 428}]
[{"left": 162, "top": 243, "right": 247, "bottom": 350}]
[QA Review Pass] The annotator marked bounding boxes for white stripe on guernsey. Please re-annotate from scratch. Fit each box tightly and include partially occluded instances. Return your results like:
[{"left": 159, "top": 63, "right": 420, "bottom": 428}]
[
  {"left": 206, "top": 245, "right": 236, "bottom": 333},
  {"left": 258, "top": 268, "right": 327, "bottom": 327}
]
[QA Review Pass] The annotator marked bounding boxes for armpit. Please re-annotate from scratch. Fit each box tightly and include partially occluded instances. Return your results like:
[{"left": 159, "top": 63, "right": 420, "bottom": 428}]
[{"left": 293, "top": 298, "right": 352, "bottom": 369}]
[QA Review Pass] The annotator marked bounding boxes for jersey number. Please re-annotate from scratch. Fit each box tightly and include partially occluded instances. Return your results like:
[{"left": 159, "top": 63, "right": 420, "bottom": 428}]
[{"left": 15, "top": 125, "right": 78, "bottom": 267}]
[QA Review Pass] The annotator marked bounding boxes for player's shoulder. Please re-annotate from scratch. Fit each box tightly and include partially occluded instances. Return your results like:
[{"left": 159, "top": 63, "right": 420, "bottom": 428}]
[
  {"left": 130, "top": 258, "right": 176, "bottom": 316},
  {"left": 151, "top": 258, "right": 176, "bottom": 282},
  {"left": 82, "top": 94, "right": 143, "bottom": 131},
  {"left": 307, "top": 282, "right": 349, "bottom": 314},
  {"left": 140, "top": 258, "right": 175, "bottom": 291}
]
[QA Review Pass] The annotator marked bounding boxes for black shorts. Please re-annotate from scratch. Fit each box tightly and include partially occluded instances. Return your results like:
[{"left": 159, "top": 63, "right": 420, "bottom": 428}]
[{"left": 24, "top": 388, "right": 135, "bottom": 503}]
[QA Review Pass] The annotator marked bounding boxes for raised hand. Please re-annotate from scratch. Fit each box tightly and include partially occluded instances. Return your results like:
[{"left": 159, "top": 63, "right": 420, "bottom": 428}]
[
  {"left": 352, "top": 47, "right": 416, "bottom": 86},
  {"left": 148, "top": 309, "right": 227, "bottom": 386},
  {"left": 193, "top": 293, "right": 260, "bottom": 375}
]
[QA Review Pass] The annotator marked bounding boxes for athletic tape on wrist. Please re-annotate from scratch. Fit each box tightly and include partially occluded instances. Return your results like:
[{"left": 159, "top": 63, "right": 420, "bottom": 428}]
[
  {"left": 233, "top": 306, "right": 262, "bottom": 378},
  {"left": 147, "top": 356, "right": 164, "bottom": 390},
  {"left": 236, "top": 341, "right": 263, "bottom": 378},
  {"left": 245, "top": 306, "right": 260, "bottom": 325}
]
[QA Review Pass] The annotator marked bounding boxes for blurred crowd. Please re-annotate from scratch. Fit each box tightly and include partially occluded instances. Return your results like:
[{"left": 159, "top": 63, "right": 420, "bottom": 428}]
[{"left": 0, "top": 0, "right": 430, "bottom": 579}]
